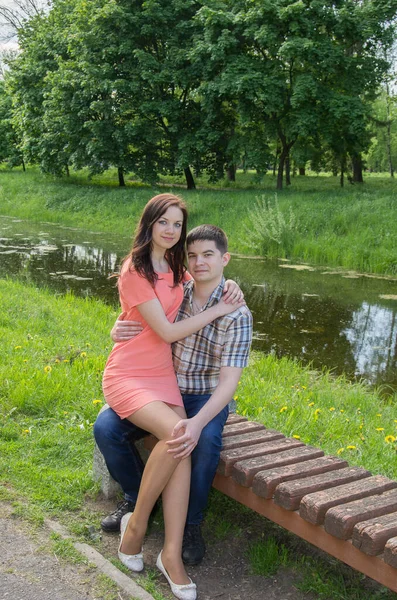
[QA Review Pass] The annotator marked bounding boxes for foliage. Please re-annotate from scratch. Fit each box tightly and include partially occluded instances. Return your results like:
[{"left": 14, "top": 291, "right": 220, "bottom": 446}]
[
  {"left": 0, "top": 81, "right": 24, "bottom": 167},
  {"left": 245, "top": 194, "right": 297, "bottom": 257},
  {"left": 4, "top": 0, "right": 397, "bottom": 188}
]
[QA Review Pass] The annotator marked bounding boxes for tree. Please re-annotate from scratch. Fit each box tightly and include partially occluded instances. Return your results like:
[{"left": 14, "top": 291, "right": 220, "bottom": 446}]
[
  {"left": 195, "top": 0, "right": 397, "bottom": 189},
  {"left": 0, "top": 80, "right": 24, "bottom": 167}
]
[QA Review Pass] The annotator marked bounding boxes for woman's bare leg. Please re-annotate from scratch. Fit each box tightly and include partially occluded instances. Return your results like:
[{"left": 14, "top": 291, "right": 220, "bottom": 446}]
[
  {"left": 120, "top": 402, "right": 191, "bottom": 584},
  {"left": 161, "top": 449, "right": 191, "bottom": 583}
]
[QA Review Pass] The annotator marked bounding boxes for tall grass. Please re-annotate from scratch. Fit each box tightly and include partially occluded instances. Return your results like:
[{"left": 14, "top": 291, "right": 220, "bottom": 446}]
[
  {"left": 1, "top": 166, "right": 396, "bottom": 274},
  {"left": 237, "top": 352, "right": 397, "bottom": 480}
]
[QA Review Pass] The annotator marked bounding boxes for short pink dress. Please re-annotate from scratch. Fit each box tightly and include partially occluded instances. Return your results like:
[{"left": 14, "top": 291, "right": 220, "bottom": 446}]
[{"left": 102, "top": 262, "right": 189, "bottom": 419}]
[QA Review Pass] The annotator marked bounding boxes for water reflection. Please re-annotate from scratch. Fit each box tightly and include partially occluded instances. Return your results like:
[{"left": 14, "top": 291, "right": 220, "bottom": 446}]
[{"left": 0, "top": 215, "right": 396, "bottom": 392}]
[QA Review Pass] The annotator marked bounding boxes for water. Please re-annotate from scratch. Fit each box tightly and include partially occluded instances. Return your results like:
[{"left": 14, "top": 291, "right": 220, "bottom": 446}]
[{"left": 1, "top": 215, "right": 396, "bottom": 393}]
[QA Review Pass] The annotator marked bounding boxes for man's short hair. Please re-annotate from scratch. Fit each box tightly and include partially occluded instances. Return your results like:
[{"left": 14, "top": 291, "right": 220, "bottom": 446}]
[{"left": 186, "top": 225, "right": 228, "bottom": 254}]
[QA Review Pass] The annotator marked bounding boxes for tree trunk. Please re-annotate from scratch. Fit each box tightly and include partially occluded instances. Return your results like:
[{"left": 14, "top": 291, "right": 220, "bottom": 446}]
[
  {"left": 299, "top": 166, "right": 306, "bottom": 176},
  {"left": 184, "top": 167, "right": 196, "bottom": 190},
  {"left": 273, "top": 146, "right": 280, "bottom": 177},
  {"left": 226, "top": 164, "right": 236, "bottom": 182},
  {"left": 118, "top": 167, "right": 125, "bottom": 187},
  {"left": 65, "top": 164, "right": 70, "bottom": 177},
  {"left": 352, "top": 154, "right": 364, "bottom": 183},
  {"left": 340, "top": 160, "right": 344, "bottom": 188},
  {"left": 21, "top": 159, "right": 26, "bottom": 172},
  {"left": 385, "top": 72, "right": 394, "bottom": 178},
  {"left": 277, "top": 149, "right": 288, "bottom": 190},
  {"left": 285, "top": 155, "right": 291, "bottom": 185}
]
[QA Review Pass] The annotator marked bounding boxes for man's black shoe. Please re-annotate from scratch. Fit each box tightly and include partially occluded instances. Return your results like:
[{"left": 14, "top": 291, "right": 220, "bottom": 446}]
[
  {"left": 182, "top": 524, "right": 206, "bottom": 565},
  {"left": 101, "top": 500, "right": 136, "bottom": 533}
]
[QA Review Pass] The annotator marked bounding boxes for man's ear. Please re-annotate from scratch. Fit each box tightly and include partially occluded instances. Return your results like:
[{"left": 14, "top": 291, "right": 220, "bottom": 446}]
[{"left": 222, "top": 252, "right": 231, "bottom": 267}]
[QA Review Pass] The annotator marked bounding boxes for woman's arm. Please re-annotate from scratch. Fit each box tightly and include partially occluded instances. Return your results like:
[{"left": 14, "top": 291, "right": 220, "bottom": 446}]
[{"left": 136, "top": 297, "right": 243, "bottom": 344}]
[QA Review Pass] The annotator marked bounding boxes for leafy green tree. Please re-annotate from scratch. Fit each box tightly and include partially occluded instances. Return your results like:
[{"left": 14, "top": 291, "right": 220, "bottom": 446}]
[
  {"left": 0, "top": 80, "right": 24, "bottom": 168},
  {"left": 195, "top": 0, "right": 396, "bottom": 189}
]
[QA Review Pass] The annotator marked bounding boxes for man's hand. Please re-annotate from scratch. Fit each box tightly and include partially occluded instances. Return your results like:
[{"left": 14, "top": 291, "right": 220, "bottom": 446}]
[
  {"left": 223, "top": 279, "right": 244, "bottom": 304},
  {"left": 166, "top": 417, "right": 204, "bottom": 459},
  {"left": 111, "top": 312, "right": 143, "bottom": 342}
]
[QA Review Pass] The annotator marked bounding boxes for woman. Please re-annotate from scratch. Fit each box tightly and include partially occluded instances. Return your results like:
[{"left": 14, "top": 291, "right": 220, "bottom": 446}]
[{"left": 102, "top": 193, "right": 242, "bottom": 600}]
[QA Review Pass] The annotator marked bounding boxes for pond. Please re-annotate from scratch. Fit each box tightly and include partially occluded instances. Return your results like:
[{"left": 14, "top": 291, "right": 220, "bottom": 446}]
[{"left": 1, "top": 215, "right": 397, "bottom": 394}]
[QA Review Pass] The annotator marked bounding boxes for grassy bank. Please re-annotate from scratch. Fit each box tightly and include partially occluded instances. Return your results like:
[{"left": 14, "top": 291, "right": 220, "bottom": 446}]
[
  {"left": 2, "top": 279, "right": 397, "bottom": 599},
  {"left": 1, "top": 278, "right": 396, "bottom": 510},
  {"left": 0, "top": 167, "right": 396, "bottom": 275}
]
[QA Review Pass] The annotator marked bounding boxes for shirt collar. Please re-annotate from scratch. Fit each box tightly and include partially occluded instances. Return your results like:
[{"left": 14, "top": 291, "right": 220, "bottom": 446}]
[{"left": 184, "top": 276, "right": 225, "bottom": 311}]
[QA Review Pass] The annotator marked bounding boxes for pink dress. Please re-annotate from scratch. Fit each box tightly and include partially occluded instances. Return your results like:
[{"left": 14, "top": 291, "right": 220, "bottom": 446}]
[{"left": 102, "top": 262, "right": 189, "bottom": 419}]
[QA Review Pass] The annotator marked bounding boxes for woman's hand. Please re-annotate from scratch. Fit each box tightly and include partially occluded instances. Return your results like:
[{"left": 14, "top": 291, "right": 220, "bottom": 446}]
[
  {"left": 111, "top": 312, "right": 143, "bottom": 342},
  {"left": 166, "top": 417, "right": 204, "bottom": 459},
  {"left": 215, "top": 296, "right": 245, "bottom": 318},
  {"left": 223, "top": 279, "right": 244, "bottom": 304}
]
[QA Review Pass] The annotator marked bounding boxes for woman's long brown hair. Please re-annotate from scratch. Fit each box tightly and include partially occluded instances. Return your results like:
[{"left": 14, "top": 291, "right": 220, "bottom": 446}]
[{"left": 124, "top": 194, "right": 188, "bottom": 286}]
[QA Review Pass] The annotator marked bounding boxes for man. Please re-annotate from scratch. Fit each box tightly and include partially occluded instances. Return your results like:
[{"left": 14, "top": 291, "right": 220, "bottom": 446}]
[{"left": 94, "top": 224, "right": 252, "bottom": 565}]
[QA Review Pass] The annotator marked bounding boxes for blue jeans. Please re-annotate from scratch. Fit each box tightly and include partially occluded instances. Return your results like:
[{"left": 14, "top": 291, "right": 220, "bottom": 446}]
[{"left": 94, "top": 394, "right": 229, "bottom": 525}]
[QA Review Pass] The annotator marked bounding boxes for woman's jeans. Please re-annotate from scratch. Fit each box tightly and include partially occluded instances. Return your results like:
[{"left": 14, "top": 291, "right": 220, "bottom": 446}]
[{"left": 94, "top": 394, "right": 229, "bottom": 525}]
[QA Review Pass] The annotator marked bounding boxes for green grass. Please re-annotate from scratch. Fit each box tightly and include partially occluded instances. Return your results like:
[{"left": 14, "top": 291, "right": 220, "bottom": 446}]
[
  {"left": 237, "top": 352, "right": 397, "bottom": 479},
  {"left": 2, "top": 278, "right": 397, "bottom": 598},
  {"left": 1, "top": 166, "right": 396, "bottom": 274}
]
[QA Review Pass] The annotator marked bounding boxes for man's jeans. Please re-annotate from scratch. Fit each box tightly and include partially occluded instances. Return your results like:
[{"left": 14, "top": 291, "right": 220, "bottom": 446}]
[{"left": 94, "top": 394, "right": 229, "bottom": 525}]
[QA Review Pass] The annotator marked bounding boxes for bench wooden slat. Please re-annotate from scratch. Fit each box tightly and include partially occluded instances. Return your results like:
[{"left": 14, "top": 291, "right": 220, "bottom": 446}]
[
  {"left": 222, "top": 421, "right": 266, "bottom": 438},
  {"left": 225, "top": 414, "right": 247, "bottom": 424},
  {"left": 352, "top": 512, "right": 397, "bottom": 556},
  {"left": 300, "top": 476, "right": 397, "bottom": 525},
  {"left": 325, "top": 489, "right": 397, "bottom": 541},
  {"left": 222, "top": 430, "right": 285, "bottom": 451},
  {"left": 231, "top": 445, "right": 324, "bottom": 487},
  {"left": 219, "top": 438, "right": 304, "bottom": 477},
  {"left": 252, "top": 456, "right": 349, "bottom": 500},
  {"left": 274, "top": 466, "right": 370, "bottom": 511},
  {"left": 384, "top": 537, "right": 397, "bottom": 568}
]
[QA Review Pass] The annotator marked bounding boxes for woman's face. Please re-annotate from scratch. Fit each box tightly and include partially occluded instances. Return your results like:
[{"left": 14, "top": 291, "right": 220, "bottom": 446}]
[{"left": 151, "top": 205, "right": 184, "bottom": 252}]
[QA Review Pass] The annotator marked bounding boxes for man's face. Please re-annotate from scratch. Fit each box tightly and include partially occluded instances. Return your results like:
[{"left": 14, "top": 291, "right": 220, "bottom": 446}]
[{"left": 187, "top": 240, "right": 230, "bottom": 284}]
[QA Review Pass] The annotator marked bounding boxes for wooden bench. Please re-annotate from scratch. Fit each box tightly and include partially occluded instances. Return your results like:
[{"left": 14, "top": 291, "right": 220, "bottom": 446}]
[
  {"left": 94, "top": 410, "right": 397, "bottom": 593},
  {"left": 209, "top": 413, "right": 397, "bottom": 593}
]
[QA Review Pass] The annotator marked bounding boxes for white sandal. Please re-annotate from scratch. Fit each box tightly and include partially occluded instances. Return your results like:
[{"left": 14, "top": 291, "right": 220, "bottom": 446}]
[
  {"left": 117, "top": 512, "right": 144, "bottom": 572},
  {"left": 156, "top": 550, "right": 196, "bottom": 600}
]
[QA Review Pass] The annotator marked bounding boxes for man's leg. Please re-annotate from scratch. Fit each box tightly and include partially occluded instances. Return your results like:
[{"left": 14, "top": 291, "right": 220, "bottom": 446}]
[
  {"left": 182, "top": 394, "right": 229, "bottom": 565},
  {"left": 93, "top": 406, "right": 148, "bottom": 532}
]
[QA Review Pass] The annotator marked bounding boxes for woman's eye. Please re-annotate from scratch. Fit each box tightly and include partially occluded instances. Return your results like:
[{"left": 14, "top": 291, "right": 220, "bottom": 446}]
[{"left": 175, "top": 223, "right": 182, "bottom": 228}]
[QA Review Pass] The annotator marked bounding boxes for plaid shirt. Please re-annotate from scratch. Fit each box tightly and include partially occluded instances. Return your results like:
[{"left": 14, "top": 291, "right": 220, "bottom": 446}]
[{"left": 172, "top": 277, "right": 253, "bottom": 394}]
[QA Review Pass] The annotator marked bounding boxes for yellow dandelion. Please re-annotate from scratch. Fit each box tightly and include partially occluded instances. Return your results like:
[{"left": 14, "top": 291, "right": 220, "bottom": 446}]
[
  {"left": 301, "top": 386, "right": 307, "bottom": 390},
  {"left": 308, "top": 402, "right": 315, "bottom": 407},
  {"left": 280, "top": 406, "right": 288, "bottom": 413},
  {"left": 23, "top": 429, "right": 30, "bottom": 434},
  {"left": 340, "top": 409, "right": 344, "bottom": 413},
  {"left": 63, "top": 359, "right": 69, "bottom": 363},
  {"left": 92, "top": 399, "right": 102, "bottom": 405},
  {"left": 63, "top": 411, "right": 68, "bottom": 415},
  {"left": 292, "top": 434, "right": 301, "bottom": 439},
  {"left": 234, "top": 395, "right": 238, "bottom": 400},
  {"left": 80, "top": 352, "right": 87, "bottom": 358},
  {"left": 359, "top": 424, "right": 363, "bottom": 429},
  {"left": 23, "top": 359, "right": 28, "bottom": 363},
  {"left": 385, "top": 435, "right": 396, "bottom": 444},
  {"left": 337, "top": 448, "right": 345, "bottom": 455},
  {"left": 329, "top": 407, "right": 335, "bottom": 412},
  {"left": 346, "top": 445, "right": 357, "bottom": 450},
  {"left": 44, "top": 365, "right": 52, "bottom": 373},
  {"left": 14, "top": 345, "right": 22, "bottom": 350},
  {"left": 376, "top": 413, "right": 382, "bottom": 417},
  {"left": 376, "top": 428, "right": 385, "bottom": 432},
  {"left": 55, "top": 358, "right": 60, "bottom": 363},
  {"left": 394, "top": 420, "right": 397, "bottom": 423},
  {"left": 86, "top": 343, "right": 91, "bottom": 348},
  {"left": 314, "top": 408, "right": 321, "bottom": 416}
]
